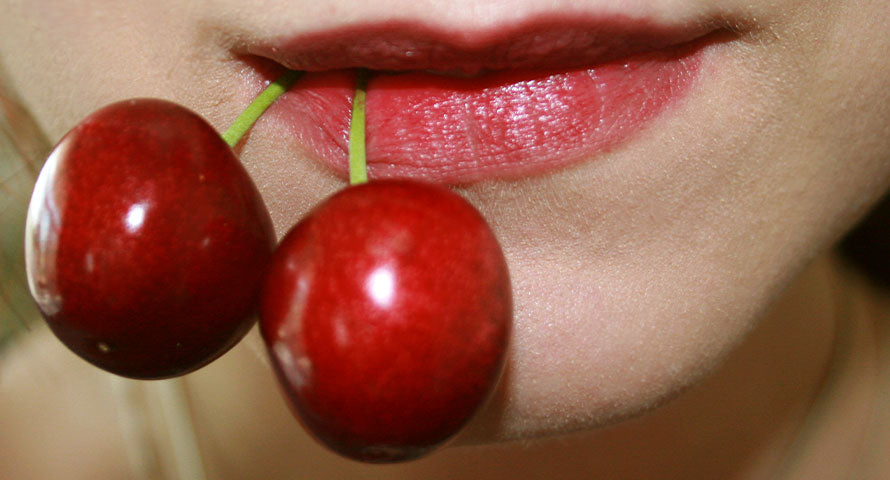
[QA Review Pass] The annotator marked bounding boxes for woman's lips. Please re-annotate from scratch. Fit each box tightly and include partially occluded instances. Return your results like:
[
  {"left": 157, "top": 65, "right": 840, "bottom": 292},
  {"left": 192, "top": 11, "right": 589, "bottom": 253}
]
[
  {"left": 250, "top": 17, "right": 711, "bottom": 74},
  {"left": 245, "top": 18, "right": 716, "bottom": 183}
]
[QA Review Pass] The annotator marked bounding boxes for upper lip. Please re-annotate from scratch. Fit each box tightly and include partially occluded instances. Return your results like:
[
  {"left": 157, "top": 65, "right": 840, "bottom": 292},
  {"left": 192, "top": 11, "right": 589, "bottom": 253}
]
[{"left": 241, "top": 14, "right": 724, "bottom": 76}]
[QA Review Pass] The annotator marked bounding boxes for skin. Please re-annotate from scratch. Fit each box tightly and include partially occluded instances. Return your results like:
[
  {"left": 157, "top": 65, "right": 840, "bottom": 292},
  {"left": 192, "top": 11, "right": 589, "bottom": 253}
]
[{"left": 1, "top": 0, "right": 889, "bottom": 478}]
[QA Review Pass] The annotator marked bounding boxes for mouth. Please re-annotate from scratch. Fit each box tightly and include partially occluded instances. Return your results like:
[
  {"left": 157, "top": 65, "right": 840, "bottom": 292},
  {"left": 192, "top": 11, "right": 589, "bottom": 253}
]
[{"left": 236, "top": 15, "right": 730, "bottom": 184}]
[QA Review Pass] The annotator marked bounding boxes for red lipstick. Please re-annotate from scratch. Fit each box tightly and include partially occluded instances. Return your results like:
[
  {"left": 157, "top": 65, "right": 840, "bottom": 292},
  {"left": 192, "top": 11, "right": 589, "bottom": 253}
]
[{"left": 243, "top": 16, "right": 718, "bottom": 183}]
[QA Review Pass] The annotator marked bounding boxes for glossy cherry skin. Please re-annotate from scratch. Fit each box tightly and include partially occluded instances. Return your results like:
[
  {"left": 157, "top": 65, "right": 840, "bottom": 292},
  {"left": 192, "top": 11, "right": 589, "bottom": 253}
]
[
  {"left": 260, "top": 180, "right": 511, "bottom": 462},
  {"left": 25, "top": 98, "right": 275, "bottom": 379}
]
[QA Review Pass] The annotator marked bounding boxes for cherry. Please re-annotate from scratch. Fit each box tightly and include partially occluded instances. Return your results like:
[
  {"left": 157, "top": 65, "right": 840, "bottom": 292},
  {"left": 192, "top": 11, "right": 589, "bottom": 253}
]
[
  {"left": 25, "top": 98, "right": 275, "bottom": 379},
  {"left": 260, "top": 179, "right": 511, "bottom": 462}
]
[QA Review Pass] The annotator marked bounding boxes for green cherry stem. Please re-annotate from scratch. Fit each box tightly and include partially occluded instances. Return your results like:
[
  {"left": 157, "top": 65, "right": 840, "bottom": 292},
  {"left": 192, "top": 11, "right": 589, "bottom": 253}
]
[
  {"left": 348, "top": 70, "right": 370, "bottom": 185},
  {"left": 221, "top": 69, "right": 302, "bottom": 148}
]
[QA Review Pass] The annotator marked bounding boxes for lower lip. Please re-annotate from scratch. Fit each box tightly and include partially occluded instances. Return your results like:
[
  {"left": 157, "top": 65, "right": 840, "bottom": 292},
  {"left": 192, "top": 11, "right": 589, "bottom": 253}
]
[{"left": 256, "top": 42, "right": 705, "bottom": 184}]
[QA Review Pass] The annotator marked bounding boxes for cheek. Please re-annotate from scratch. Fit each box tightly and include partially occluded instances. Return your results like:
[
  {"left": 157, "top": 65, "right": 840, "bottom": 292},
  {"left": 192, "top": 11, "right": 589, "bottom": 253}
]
[{"left": 0, "top": 2, "right": 226, "bottom": 140}]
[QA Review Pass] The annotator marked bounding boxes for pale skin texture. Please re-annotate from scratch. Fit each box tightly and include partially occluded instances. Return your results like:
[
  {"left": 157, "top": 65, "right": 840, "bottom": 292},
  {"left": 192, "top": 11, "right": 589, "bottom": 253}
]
[{"left": 1, "top": 1, "right": 890, "bottom": 479}]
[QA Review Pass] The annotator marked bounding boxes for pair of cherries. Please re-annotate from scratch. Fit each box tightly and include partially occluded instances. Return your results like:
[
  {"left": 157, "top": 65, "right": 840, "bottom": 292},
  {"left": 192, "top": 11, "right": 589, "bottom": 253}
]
[{"left": 24, "top": 72, "right": 511, "bottom": 463}]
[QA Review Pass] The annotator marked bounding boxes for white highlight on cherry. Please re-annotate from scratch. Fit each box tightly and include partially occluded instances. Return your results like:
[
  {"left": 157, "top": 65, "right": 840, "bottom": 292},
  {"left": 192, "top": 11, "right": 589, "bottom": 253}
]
[
  {"left": 125, "top": 203, "right": 147, "bottom": 233},
  {"left": 367, "top": 266, "right": 396, "bottom": 308}
]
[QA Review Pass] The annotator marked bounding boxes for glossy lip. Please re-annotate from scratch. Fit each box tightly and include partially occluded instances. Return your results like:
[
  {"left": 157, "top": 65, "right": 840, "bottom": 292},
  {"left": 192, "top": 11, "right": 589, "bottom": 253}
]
[{"left": 240, "top": 16, "right": 722, "bottom": 183}]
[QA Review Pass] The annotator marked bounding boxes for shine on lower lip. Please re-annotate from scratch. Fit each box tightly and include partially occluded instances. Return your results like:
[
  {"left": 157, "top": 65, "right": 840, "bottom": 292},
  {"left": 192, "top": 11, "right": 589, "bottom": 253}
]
[{"left": 250, "top": 22, "right": 710, "bottom": 183}]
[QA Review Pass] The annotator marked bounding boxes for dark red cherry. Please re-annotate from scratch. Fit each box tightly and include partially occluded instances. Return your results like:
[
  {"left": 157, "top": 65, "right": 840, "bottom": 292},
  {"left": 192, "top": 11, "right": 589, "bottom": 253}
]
[
  {"left": 260, "top": 179, "right": 511, "bottom": 462},
  {"left": 25, "top": 98, "right": 275, "bottom": 379}
]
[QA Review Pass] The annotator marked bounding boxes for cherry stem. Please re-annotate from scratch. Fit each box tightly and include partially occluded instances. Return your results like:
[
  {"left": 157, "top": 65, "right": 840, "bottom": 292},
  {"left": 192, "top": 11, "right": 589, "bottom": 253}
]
[
  {"left": 348, "top": 70, "right": 369, "bottom": 185},
  {"left": 221, "top": 70, "right": 302, "bottom": 148}
]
